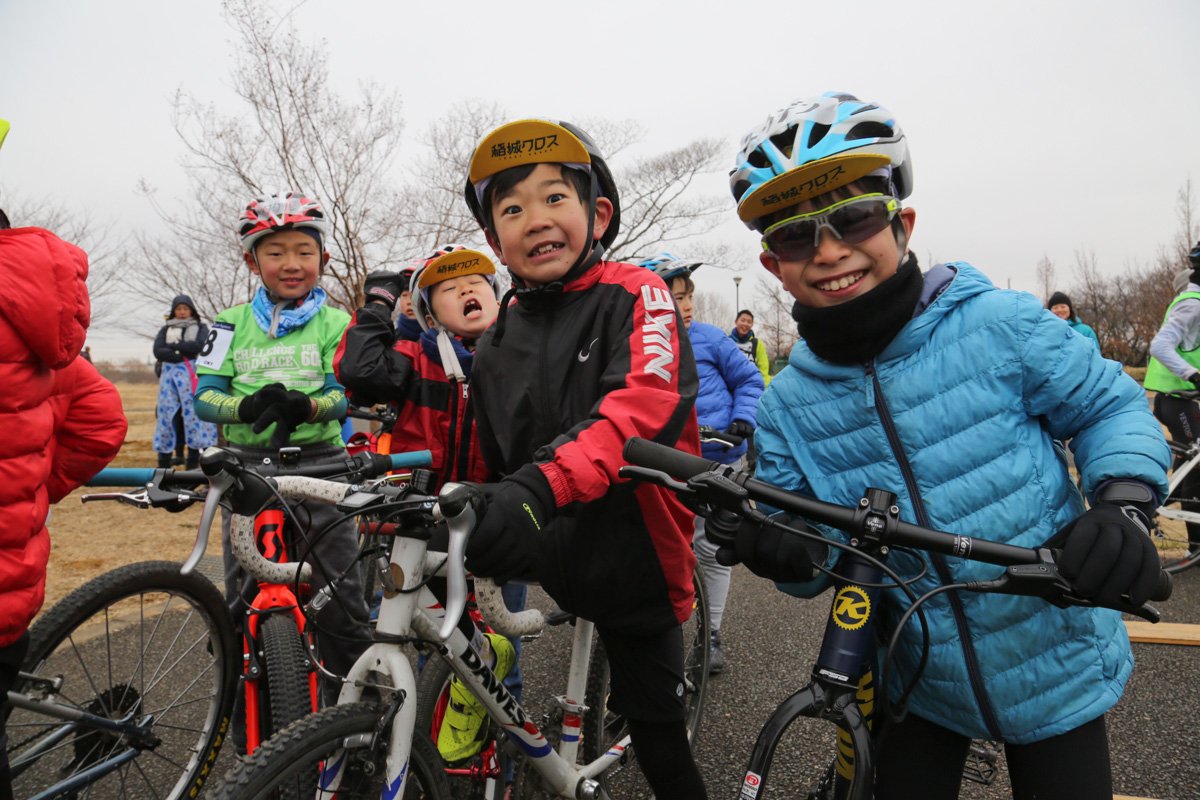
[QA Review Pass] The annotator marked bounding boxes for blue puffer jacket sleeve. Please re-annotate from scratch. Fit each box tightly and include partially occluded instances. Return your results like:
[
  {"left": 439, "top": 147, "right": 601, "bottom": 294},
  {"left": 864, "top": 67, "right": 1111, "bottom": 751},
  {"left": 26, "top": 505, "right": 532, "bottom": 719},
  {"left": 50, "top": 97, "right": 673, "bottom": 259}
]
[{"left": 689, "top": 322, "right": 764, "bottom": 463}]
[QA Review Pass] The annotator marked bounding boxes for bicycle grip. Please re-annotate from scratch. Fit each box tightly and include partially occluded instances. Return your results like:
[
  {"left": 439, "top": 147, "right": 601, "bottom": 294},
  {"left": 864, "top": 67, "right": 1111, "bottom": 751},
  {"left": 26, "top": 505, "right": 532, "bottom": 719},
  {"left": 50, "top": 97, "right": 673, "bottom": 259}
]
[
  {"left": 623, "top": 437, "right": 719, "bottom": 481},
  {"left": 88, "top": 468, "right": 155, "bottom": 486},
  {"left": 1151, "top": 568, "right": 1173, "bottom": 602}
]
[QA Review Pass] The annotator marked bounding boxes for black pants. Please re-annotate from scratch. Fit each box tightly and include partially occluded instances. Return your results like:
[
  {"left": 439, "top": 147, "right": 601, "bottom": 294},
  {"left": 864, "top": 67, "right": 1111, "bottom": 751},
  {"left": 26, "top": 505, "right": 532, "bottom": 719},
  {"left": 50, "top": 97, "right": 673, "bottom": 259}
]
[
  {"left": 1153, "top": 393, "right": 1200, "bottom": 547},
  {"left": 874, "top": 712, "right": 1111, "bottom": 800},
  {"left": 0, "top": 633, "right": 31, "bottom": 800}
]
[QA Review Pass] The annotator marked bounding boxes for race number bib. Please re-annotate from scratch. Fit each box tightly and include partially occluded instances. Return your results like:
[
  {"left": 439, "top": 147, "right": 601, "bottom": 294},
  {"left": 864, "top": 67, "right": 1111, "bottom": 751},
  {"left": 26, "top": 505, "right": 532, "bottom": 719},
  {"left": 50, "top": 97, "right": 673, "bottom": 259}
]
[{"left": 196, "top": 322, "right": 235, "bottom": 371}]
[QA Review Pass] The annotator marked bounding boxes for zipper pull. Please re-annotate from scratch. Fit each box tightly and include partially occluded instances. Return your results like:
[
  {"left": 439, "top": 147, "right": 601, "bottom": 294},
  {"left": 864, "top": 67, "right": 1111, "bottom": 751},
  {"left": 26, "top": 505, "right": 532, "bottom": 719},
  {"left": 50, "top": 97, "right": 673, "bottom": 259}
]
[{"left": 863, "top": 362, "right": 876, "bottom": 409}]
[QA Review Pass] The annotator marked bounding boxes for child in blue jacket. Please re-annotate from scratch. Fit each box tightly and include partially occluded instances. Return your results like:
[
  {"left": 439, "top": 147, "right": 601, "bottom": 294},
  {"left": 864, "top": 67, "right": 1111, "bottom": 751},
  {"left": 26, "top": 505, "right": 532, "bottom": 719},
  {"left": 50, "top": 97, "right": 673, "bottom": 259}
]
[
  {"left": 638, "top": 254, "right": 763, "bottom": 675},
  {"left": 724, "top": 93, "right": 1170, "bottom": 800}
]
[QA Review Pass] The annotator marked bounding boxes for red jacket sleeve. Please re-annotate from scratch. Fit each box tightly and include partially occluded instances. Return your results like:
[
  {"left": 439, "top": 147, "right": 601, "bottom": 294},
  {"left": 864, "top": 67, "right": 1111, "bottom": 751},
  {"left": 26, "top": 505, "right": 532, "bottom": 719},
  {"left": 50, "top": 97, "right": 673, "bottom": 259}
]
[
  {"left": 46, "top": 359, "right": 127, "bottom": 503},
  {"left": 540, "top": 273, "right": 699, "bottom": 506}
]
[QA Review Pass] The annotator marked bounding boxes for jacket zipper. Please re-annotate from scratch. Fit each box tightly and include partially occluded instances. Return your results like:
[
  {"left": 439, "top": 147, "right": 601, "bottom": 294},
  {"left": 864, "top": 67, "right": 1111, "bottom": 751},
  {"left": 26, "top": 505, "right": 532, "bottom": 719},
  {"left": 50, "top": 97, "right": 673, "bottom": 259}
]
[
  {"left": 865, "top": 362, "right": 1004, "bottom": 740},
  {"left": 457, "top": 384, "right": 472, "bottom": 481},
  {"left": 443, "top": 379, "right": 459, "bottom": 487}
]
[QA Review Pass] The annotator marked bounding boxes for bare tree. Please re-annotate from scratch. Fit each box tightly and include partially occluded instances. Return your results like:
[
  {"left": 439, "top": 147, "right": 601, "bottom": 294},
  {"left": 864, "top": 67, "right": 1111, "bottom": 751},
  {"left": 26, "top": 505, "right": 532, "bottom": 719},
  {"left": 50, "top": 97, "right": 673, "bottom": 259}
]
[
  {"left": 692, "top": 290, "right": 734, "bottom": 329},
  {"left": 0, "top": 188, "right": 127, "bottom": 327},
  {"left": 1035, "top": 255, "right": 1056, "bottom": 304},
  {"left": 127, "top": 0, "right": 408, "bottom": 320},
  {"left": 751, "top": 279, "right": 799, "bottom": 364}
]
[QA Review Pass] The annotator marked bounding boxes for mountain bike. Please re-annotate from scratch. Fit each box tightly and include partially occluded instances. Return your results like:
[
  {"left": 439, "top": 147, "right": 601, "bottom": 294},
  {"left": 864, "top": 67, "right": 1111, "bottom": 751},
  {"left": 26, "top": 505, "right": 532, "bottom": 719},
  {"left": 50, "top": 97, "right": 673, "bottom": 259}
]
[
  {"left": 5, "top": 469, "right": 234, "bottom": 800},
  {"left": 1155, "top": 437, "right": 1200, "bottom": 573},
  {"left": 619, "top": 435, "right": 1174, "bottom": 800},
  {"left": 202, "top": 466, "right": 709, "bottom": 799}
]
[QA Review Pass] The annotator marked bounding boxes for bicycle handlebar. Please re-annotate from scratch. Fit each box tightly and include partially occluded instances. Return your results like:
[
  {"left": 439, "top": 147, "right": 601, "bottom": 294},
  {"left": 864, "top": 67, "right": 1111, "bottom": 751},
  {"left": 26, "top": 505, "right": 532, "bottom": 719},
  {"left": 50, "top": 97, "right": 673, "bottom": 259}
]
[{"left": 622, "top": 437, "right": 1172, "bottom": 618}]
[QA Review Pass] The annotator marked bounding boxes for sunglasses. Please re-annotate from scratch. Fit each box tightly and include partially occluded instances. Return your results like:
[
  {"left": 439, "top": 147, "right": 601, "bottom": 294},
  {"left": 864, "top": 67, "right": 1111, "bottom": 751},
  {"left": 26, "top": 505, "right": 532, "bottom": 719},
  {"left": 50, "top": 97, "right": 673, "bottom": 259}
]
[{"left": 761, "top": 194, "right": 900, "bottom": 262}]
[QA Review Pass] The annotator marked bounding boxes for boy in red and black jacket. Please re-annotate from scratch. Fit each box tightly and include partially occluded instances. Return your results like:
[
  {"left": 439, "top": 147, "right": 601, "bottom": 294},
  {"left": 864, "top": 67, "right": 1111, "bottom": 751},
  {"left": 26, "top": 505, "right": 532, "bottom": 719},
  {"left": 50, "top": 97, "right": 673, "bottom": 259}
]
[{"left": 463, "top": 119, "right": 705, "bottom": 799}]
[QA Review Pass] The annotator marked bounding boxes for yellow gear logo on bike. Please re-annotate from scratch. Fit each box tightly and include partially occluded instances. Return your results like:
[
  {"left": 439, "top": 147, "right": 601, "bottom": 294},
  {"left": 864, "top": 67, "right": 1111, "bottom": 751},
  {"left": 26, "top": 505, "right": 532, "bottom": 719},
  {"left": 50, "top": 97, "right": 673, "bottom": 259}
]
[{"left": 832, "top": 587, "right": 871, "bottom": 631}]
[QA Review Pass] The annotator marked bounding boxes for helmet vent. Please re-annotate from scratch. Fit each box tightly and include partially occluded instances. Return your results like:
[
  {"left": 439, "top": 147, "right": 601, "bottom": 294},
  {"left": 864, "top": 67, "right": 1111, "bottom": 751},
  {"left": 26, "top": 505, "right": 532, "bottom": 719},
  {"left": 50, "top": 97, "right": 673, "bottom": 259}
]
[
  {"left": 846, "top": 121, "right": 894, "bottom": 142},
  {"left": 806, "top": 123, "right": 831, "bottom": 149}
]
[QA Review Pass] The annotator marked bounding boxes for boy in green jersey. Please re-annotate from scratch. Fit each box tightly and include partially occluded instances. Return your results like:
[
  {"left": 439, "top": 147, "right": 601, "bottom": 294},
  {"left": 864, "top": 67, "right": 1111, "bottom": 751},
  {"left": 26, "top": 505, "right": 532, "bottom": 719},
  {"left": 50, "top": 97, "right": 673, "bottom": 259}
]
[{"left": 194, "top": 191, "right": 369, "bottom": 747}]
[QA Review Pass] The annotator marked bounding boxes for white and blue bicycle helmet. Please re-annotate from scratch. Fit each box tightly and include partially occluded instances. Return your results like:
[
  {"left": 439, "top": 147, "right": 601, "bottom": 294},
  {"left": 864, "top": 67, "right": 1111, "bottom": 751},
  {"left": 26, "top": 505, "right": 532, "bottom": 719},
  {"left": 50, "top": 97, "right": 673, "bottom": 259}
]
[
  {"left": 637, "top": 253, "right": 703, "bottom": 283},
  {"left": 730, "top": 92, "right": 913, "bottom": 230}
]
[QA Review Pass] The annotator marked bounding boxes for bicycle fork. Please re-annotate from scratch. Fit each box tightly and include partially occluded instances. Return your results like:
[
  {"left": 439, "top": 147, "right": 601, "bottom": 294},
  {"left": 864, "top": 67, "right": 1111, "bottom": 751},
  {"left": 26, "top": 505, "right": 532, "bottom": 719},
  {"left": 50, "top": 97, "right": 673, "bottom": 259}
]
[{"left": 738, "top": 552, "right": 885, "bottom": 800}]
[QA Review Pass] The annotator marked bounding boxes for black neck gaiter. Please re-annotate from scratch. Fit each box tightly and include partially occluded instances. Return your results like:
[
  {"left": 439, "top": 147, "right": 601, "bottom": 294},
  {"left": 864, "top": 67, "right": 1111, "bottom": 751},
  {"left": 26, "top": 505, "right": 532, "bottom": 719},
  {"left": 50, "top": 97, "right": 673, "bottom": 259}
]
[{"left": 791, "top": 253, "right": 923, "bottom": 365}]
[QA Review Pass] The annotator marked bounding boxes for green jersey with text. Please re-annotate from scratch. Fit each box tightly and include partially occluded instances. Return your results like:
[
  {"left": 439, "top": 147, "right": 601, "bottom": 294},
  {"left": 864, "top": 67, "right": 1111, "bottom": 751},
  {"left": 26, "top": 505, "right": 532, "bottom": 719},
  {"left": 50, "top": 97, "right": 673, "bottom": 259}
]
[{"left": 195, "top": 303, "right": 351, "bottom": 447}]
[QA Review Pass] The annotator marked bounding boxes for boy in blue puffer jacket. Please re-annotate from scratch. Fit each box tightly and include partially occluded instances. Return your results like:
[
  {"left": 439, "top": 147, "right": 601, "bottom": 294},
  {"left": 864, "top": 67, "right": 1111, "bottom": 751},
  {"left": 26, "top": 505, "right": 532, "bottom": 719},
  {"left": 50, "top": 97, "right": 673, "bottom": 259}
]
[
  {"left": 638, "top": 254, "right": 763, "bottom": 675},
  {"left": 724, "top": 93, "right": 1170, "bottom": 800}
]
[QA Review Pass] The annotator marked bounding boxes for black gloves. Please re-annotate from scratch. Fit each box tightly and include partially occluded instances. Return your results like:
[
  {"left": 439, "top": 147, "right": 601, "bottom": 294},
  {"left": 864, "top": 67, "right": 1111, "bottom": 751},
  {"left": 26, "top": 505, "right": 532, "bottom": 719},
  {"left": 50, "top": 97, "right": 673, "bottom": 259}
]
[
  {"left": 1045, "top": 480, "right": 1161, "bottom": 606},
  {"left": 238, "top": 383, "right": 313, "bottom": 448},
  {"left": 363, "top": 270, "right": 408, "bottom": 311},
  {"left": 1188, "top": 371, "right": 1200, "bottom": 390},
  {"left": 725, "top": 419, "right": 754, "bottom": 439},
  {"left": 465, "top": 465, "right": 555, "bottom": 585},
  {"left": 715, "top": 514, "right": 823, "bottom": 583}
]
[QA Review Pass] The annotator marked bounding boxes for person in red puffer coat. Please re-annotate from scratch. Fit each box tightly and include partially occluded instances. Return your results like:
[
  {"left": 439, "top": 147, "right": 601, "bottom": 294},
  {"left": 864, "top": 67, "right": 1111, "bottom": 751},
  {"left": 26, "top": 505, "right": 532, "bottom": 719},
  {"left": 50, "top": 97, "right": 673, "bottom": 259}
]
[{"left": 0, "top": 211, "right": 127, "bottom": 799}]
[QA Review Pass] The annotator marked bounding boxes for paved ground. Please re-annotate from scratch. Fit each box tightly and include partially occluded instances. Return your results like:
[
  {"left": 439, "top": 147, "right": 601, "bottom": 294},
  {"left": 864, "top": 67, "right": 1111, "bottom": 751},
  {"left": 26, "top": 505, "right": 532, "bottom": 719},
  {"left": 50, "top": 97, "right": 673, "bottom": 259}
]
[{"left": 512, "top": 563, "right": 1199, "bottom": 800}]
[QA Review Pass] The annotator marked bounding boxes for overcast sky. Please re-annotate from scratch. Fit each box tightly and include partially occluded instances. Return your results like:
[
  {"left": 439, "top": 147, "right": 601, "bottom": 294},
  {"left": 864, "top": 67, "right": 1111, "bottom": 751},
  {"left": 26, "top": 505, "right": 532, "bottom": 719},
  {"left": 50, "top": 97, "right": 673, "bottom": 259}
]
[{"left": 3, "top": 0, "right": 1199, "bottom": 360}]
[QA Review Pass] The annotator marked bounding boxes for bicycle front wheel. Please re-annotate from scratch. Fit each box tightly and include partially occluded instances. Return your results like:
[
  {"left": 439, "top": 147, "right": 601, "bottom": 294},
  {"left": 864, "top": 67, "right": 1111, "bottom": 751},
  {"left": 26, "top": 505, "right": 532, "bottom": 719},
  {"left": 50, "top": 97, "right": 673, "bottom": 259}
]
[
  {"left": 11, "top": 560, "right": 237, "bottom": 800},
  {"left": 1152, "top": 514, "right": 1200, "bottom": 574},
  {"left": 205, "top": 701, "right": 451, "bottom": 800},
  {"left": 580, "top": 565, "right": 711, "bottom": 795}
]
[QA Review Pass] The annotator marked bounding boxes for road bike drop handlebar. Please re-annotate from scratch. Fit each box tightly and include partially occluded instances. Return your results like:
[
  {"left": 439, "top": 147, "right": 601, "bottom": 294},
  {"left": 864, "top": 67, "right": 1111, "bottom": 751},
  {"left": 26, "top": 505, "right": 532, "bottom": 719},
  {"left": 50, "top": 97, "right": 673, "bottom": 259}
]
[
  {"left": 85, "top": 447, "right": 432, "bottom": 582},
  {"left": 621, "top": 437, "right": 1172, "bottom": 622},
  {"left": 88, "top": 447, "right": 546, "bottom": 644}
]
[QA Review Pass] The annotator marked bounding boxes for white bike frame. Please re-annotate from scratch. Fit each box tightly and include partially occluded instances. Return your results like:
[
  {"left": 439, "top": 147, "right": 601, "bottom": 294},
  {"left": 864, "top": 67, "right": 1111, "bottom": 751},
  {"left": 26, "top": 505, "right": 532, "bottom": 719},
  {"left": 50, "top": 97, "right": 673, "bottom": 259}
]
[
  {"left": 1157, "top": 440, "right": 1200, "bottom": 525},
  {"left": 232, "top": 477, "right": 631, "bottom": 800}
]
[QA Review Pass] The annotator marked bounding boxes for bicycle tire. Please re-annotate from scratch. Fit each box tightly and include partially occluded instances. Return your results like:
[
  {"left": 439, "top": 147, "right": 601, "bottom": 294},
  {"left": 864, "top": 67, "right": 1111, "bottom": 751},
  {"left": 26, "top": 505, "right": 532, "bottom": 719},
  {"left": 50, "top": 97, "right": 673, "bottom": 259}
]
[
  {"left": 259, "top": 612, "right": 315, "bottom": 743},
  {"left": 415, "top": 655, "right": 509, "bottom": 800},
  {"left": 204, "top": 701, "right": 451, "bottom": 800},
  {"left": 1152, "top": 515, "right": 1200, "bottom": 574},
  {"left": 10, "top": 560, "right": 236, "bottom": 800},
  {"left": 580, "top": 565, "right": 711, "bottom": 795}
]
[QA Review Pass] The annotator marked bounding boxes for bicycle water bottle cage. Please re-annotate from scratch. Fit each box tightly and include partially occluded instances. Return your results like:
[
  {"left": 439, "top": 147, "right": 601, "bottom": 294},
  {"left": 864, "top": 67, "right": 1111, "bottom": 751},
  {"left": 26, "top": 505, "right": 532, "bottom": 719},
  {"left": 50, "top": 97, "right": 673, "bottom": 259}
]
[{"left": 851, "top": 488, "right": 899, "bottom": 549}]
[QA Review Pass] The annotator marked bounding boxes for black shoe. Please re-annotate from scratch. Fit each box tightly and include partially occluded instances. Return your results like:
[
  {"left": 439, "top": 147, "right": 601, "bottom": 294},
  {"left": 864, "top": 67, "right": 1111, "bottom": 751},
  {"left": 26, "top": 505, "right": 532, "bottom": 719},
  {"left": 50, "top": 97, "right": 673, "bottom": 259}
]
[
  {"left": 172, "top": 456, "right": 186, "bottom": 467},
  {"left": 157, "top": 453, "right": 173, "bottom": 469},
  {"left": 709, "top": 630, "right": 725, "bottom": 675}
]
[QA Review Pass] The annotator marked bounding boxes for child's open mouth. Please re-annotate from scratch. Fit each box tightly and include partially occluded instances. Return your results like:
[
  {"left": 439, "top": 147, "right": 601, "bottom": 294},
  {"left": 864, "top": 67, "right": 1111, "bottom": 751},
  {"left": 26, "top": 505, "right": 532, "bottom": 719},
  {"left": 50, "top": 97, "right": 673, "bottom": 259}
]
[
  {"left": 462, "top": 298, "right": 483, "bottom": 318},
  {"left": 815, "top": 270, "right": 867, "bottom": 293},
  {"left": 529, "top": 242, "right": 564, "bottom": 258}
]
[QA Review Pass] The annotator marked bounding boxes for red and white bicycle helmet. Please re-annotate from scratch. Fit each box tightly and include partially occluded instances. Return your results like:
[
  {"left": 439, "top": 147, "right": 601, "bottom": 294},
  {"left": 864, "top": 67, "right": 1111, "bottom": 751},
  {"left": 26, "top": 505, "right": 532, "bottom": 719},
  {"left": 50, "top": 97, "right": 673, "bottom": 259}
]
[{"left": 237, "top": 191, "right": 329, "bottom": 253}]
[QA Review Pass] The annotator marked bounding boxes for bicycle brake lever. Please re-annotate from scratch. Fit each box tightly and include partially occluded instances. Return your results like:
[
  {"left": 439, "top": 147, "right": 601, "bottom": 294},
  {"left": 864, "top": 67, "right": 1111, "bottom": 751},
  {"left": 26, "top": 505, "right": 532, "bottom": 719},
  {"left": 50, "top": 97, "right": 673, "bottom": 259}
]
[
  {"left": 617, "top": 465, "right": 692, "bottom": 493},
  {"left": 81, "top": 490, "right": 151, "bottom": 508},
  {"left": 964, "top": 562, "right": 1164, "bottom": 623}
]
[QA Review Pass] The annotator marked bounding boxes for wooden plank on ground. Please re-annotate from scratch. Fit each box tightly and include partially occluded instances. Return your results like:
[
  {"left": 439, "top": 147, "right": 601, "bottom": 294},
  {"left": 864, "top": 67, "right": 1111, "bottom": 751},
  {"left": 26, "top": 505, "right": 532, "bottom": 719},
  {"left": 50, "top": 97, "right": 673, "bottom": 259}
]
[
  {"left": 1125, "top": 620, "right": 1200, "bottom": 646},
  {"left": 1115, "top": 795, "right": 1159, "bottom": 800}
]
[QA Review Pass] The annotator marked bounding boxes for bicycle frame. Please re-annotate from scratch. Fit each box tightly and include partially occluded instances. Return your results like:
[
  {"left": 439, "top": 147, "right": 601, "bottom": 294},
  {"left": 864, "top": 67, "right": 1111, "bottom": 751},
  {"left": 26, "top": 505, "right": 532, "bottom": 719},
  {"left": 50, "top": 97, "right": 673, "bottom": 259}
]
[
  {"left": 322, "top": 522, "right": 627, "bottom": 799},
  {"left": 1158, "top": 440, "right": 1200, "bottom": 525},
  {"left": 7, "top": 675, "right": 162, "bottom": 800},
  {"left": 240, "top": 506, "right": 318, "bottom": 753}
]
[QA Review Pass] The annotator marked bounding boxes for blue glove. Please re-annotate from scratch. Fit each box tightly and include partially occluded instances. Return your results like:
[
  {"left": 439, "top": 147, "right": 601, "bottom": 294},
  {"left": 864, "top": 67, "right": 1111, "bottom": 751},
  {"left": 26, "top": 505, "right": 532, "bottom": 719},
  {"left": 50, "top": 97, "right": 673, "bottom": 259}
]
[
  {"left": 420, "top": 328, "right": 474, "bottom": 380},
  {"left": 465, "top": 465, "right": 554, "bottom": 585}
]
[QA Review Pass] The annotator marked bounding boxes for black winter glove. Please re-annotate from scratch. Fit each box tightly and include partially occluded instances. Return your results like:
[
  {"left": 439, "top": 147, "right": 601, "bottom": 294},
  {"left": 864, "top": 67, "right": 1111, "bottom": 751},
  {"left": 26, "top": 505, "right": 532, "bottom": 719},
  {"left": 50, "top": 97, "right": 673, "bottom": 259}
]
[
  {"left": 725, "top": 419, "right": 754, "bottom": 440},
  {"left": 238, "top": 383, "right": 313, "bottom": 448},
  {"left": 466, "top": 465, "right": 555, "bottom": 585},
  {"left": 715, "top": 514, "right": 824, "bottom": 583},
  {"left": 1187, "top": 371, "right": 1200, "bottom": 390},
  {"left": 363, "top": 270, "right": 408, "bottom": 311},
  {"left": 1044, "top": 481, "right": 1160, "bottom": 606}
]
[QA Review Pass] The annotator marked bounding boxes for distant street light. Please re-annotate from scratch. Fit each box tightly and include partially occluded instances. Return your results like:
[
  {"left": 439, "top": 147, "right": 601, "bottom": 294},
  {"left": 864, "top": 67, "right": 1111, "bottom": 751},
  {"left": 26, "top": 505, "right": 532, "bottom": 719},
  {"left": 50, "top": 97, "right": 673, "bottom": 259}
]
[{"left": 733, "top": 276, "right": 742, "bottom": 311}]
